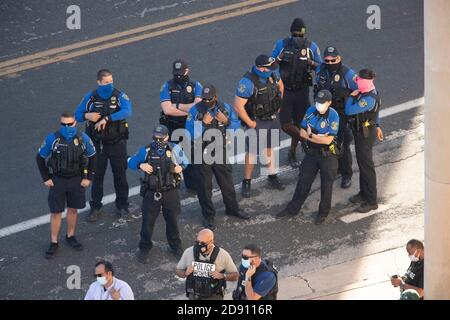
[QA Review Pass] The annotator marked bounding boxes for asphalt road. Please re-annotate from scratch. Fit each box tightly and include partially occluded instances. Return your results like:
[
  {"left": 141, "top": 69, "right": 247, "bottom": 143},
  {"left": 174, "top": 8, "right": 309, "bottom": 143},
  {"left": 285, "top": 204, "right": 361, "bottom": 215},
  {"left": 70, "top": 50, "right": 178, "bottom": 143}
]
[{"left": 0, "top": 0, "right": 424, "bottom": 299}]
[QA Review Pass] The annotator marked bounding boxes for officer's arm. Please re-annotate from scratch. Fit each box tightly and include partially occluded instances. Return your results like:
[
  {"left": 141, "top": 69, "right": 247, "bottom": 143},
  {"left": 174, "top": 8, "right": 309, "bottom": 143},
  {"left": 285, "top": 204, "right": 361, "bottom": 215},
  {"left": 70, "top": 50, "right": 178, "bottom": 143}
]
[
  {"left": 127, "top": 147, "right": 147, "bottom": 170},
  {"left": 271, "top": 39, "right": 284, "bottom": 60},
  {"left": 172, "top": 143, "right": 189, "bottom": 169},
  {"left": 185, "top": 108, "right": 205, "bottom": 140},
  {"left": 36, "top": 153, "right": 51, "bottom": 182},
  {"left": 161, "top": 100, "right": 188, "bottom": 116},
  {"left": 346, "top": 69, "right": 359, "bottom": 91},
  {"left": 177, "top": 82, "right": 203, "bottom": 113},
  {"left": 301, "top": 128, "right": 335, "bottom": 145},
  {"left": 310, "top": 42, "right": 322, "bottom": 65},
  {"left": 109, "top": 93, "right": 132, "bottom": 121},
  {"left": 245, "top": 279, "right": 262, "bottom": 301},
  {"left": 75, "top": 92, "right": 92, "bottom": 122},
  {"left": 278, "top": 78, "right": 285, "bottom": 99},
  {"left": 233, "top": 96, "right": 253, "bottom": 126},
  {"left": 36, "top": 134, "right": 54, "bottom": 181}
]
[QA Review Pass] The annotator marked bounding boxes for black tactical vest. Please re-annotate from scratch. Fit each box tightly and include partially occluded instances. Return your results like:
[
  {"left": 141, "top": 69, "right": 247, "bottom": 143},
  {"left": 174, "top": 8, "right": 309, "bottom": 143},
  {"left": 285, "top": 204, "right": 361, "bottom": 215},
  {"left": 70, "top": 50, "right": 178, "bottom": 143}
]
[
  {"left": 279, "top": 37, "right": 312, "bottom": 91},
  {"left": 243, "top": 71, "right": 282, "bottom": 120},
  {"left": 316, "top": 64, "right": 352, "bottom": 113},
  {"left": 185, "top": 246, "right": 226, "bottom": 299},
  {"left": 86, "top": 89, "right": 129, "bottom": 144},
  {"left": 49, "top": 131, "right": 87, "bottom": 177},
  {"left": 233, "top": 260, "right": 278, "bottom": 300},
  {"left": 356, "top": 91, "right": 381, "bottom": 121}
]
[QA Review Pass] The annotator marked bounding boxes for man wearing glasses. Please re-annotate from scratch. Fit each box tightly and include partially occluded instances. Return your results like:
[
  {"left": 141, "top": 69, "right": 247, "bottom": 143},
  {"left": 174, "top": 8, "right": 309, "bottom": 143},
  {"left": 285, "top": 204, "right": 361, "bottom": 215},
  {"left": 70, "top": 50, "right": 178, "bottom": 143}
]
[
  {"left": 175, "top": 229, "right": 238, "bottom": 300},
  {"left": 36, "top": 111, "right": 96, "bottom": 259}
]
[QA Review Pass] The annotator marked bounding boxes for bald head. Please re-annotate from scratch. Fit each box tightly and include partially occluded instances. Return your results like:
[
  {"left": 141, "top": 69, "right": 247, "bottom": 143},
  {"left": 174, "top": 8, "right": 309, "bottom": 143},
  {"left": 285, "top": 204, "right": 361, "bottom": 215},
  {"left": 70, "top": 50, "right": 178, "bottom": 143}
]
[{"left": 197, "top": 228, "right": 214, "bottom": 243}]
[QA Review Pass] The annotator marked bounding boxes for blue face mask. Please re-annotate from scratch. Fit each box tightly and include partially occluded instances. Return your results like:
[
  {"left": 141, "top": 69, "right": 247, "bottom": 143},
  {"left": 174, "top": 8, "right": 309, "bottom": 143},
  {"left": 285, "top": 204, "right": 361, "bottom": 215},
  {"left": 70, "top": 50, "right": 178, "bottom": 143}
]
[
  {"left": 60, "top": 126, "right": 77, "bottom": 140},
  {"left": 252, "top": 66, "right": 272, "bottom": 79},
  {"left": 241, "top": 258, "right": 251, "bottom": 269},
  {"left": 97, "top": 83, "right": 114, "bottom": 99}
]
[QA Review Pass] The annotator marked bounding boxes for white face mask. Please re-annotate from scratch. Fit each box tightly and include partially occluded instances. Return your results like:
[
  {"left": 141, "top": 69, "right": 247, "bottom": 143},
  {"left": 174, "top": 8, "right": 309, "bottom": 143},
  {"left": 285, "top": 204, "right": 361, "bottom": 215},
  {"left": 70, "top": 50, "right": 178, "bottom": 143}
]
[
  {"left": 97, "top": 276, "right": 107, "bottom": 286},
  {"left": 409, "top": 250, "right": 419, "bottom": 262},
  {"left": 315, "top": 102, "right": 328, "bottom": 114}
]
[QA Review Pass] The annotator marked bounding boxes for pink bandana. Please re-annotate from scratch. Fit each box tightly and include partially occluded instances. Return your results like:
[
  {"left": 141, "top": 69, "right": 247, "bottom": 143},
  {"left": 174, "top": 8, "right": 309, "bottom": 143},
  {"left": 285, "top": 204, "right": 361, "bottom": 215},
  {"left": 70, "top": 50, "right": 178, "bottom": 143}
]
[{"left": 356, "top": 78, "right": 375, "bottom": 93}]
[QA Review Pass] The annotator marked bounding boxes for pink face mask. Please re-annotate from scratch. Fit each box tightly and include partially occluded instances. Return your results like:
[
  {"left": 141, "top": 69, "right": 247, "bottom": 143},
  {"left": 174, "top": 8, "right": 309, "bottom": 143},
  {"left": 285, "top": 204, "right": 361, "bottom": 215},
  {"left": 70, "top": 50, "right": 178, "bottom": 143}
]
[{"left": 356, "top": 77, "right": 375, "bottom": 93}]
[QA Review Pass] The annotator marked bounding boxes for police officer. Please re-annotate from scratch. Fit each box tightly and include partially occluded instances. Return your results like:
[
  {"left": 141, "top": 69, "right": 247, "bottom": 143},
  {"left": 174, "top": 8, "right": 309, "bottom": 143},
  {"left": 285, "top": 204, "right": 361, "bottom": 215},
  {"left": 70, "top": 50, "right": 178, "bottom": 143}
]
[
  {"left": 186, "top": 84, "right": 250, "bottom": 230},
  {"left": 276, "top": 90, "right": 340, "bottom": 225},
  {"left": 36, "top": 111, "right": 96, "bottom": 259},
  {"left": 233, "top": 244, "right": 278, "bottom": 300},
  {"left": 315, "top": 46, "right": 358, "bottom": 189},
  {"left": 75, "top": 69, "right": 132, "bottom": 222},
  {"left": 345, "top": 69, "right": 384, "bottom": 213},
  {"left": 272, "top": 18, "right": 322, "bottom": 168},
  {"left": 234, "top": 54, "right": 285, "bottom": 197},
  {"left": 128, "top": 125, "right": 188, "bottom": 263},
  {"left": 176, "top": 229, "right": 238, "bottom": 300},
  {"left": 160, "top": 59, "right": 202, "bottom": 193}
]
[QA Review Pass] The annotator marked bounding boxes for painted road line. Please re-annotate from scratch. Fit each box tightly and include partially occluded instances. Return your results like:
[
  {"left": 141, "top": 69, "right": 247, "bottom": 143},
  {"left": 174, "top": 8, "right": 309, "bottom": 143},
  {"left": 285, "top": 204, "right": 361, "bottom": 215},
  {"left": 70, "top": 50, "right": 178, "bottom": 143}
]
[{"left": 0, "top": 97, "right": 424, "bottom": 239}]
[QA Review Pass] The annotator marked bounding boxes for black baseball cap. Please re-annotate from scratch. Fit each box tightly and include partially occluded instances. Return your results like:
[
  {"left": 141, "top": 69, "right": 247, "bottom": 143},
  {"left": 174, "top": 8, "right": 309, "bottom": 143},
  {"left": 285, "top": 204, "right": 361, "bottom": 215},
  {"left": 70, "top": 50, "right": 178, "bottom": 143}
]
[
  {"left": 358, "top": 68, "right": 376, "bottom": 80},
  {"left": 323, "top": 46, "right": 340, "bottom": 58},
  {"left": 153, "top": 124, "right": 169, "bottom": 139},
  {"left": 172, "top": 59, "right": 188, "bottom": 76},
  {"left": 201, "top": 84, "right": 217, "bottom": 100},
  {"left": 315, "top": 89, "right": 332, "bottom": 103},
  {"left": 255, "top": 54, "right": 277, "bottom": 70}
]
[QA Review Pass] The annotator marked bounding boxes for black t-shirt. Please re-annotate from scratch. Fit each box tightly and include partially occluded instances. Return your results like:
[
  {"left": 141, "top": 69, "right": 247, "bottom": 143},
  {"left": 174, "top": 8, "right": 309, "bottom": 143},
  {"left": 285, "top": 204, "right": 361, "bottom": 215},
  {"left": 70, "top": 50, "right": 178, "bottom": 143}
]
[{"left": 404, "top": 259, "right": 424, "bottom": 289}]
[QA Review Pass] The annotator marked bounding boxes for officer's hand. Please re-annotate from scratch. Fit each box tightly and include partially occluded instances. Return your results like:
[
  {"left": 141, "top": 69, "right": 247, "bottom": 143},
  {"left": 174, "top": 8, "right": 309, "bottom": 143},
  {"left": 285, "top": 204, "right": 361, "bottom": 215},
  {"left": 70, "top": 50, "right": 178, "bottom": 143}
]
[
  {"left": 174, "top": 165, "right": 182, "bottom": 174},
  {"left": 139, "top": 163, "right": 153, "bottom": 174},
  {"left": 248, "top": 120, "right": 257, "bottom": 129},
  {"left": 215, "top": 111, "right": 229, "bottom": 124},
  {"left": 203, "top": 112, "right": 214, "bottom": 125},
  {"left": 85, "top": 112, "right": 101, "bottom": 122},
  {"left": 210, "top": 271, "right": 225, "bottom": 280},
  {"left": 391, "top": 277, "right": 402, "bottom": 287},
  {"left": 185, "top": 266, "right": 195, "bottom": 277},
  {"left": 80, "top": 179, "right": 91, "bottom": 188},
  {"left": 110, "top": 287, "right": 121, "bottom": 300},
  {"left": 94, "top": 118, "right": 108, "bottom": 131},
  {"left": 376, "top": 127, "right": 384, "bottom": 142},
  {"left": 246, "top": 265, "right": 256, "bottom": 278},
  {"left": 44, "top": 179, "right": 54, "bottom": 188},
  {"left": 350, "top": 90, "right": 360, "bottom": 97}
]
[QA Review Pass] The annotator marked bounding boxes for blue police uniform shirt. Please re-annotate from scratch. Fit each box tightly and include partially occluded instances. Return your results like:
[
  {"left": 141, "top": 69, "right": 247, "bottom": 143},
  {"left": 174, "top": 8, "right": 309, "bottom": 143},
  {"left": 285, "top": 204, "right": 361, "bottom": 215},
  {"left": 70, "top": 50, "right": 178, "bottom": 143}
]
[
  {"left": 235, "top": 67, "right": 281, "bottom": 99},
  {"left": 75, "top": 89, "right": 132, "bottom": 123},
  {"left": 239, "top": 264, "right": 276, "bottom": 298},
  {"left": 159, "top": 81, "right": 203, "bottom": 102},
  {"left": 185, "top": 102, "right": 241, "bottom": 140},
  {"left": 315, "top": 64, "right": 358, "bottom": 91},
  {"left": 301, "top": 106, "right": 340, "bottom": 138},
  {"left": 38, "top": 130, "right": 96, "bottom": 159},
  {"left": 127, "top": 143, "right": 189, "bottom": 170},
  {"left": 344, "top": 90, "right": 380, "bottom": 125},
  {"left": 271, "top": 37, "right": 322, "bottom": 72}
]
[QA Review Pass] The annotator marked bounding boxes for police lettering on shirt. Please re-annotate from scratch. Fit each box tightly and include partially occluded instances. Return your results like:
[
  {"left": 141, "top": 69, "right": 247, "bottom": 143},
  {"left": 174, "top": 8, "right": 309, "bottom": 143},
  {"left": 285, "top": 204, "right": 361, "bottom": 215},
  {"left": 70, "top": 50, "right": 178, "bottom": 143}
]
[{"left": 192, "top": 261, "right": 216, "bottom": 278}]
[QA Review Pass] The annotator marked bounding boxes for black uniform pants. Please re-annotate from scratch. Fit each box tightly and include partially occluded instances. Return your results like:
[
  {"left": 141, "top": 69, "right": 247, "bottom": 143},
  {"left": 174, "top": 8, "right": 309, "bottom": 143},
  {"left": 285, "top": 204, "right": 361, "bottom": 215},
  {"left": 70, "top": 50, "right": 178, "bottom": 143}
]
[
  {"left": 139, "top": 188, "right": 181, "bottom": 251},
  {"left": 194, "top": 163, "right": 239, "bottom": 221},
  {"left": 90, "top": 139, "right": 129, "bottom": 210},
  {"left": 353, "top": 126, "right": 377, "bottom": 205},
  {"left": 337, "top": 114, "right": 353, "bottom": 180},
  {"left": 286, "top": 150, "right": 338, "bottom": 215}
]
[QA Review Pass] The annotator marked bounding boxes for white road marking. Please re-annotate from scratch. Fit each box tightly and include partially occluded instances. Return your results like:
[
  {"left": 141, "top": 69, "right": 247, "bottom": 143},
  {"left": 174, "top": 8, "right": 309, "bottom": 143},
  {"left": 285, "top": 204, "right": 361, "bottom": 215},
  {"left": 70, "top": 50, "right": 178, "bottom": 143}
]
[{"left": 0, "top": 97, "right": 424, "bottom": 239}]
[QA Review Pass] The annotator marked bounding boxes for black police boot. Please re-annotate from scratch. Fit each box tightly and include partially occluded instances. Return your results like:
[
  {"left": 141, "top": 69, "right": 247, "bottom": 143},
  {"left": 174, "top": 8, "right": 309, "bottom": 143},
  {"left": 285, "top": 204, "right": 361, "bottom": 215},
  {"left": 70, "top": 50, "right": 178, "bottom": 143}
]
[
  {"left": 267, "top": 175, "right": 285, "bottom": 191},
  {"left": 171, "top": 247, "right": 184, "bottom": 260},
  {"left": 288, "top": 149, "right": 299, "bottom": 168},
  {"left": 136, "top": 249, "right": 151, "bottom": 264},
  {"left": 357, "top": 202, "right": 378, "bottom": 213},
  {"left": 314, "top": 212, "right": 329, "bottom": 225},
  {"left": 203, "top": 218, "right": 216, "bottom": 231},
  {"left": 45, "top": 242, "right": 59, "bottom": 259},
  {"left": 241, "top": 179, "right": 251, "bottom": 198},
  {"left": 65, "top": 235, "right": 83, "bottom": 251},
  {"left": 349, "top": 193, "right": 363, "bottom": 204},
  {"left": 86, "top": 208, "right": 102, "bottom": 222},
  {"left": 341, "top": 177, "right": 352, "bottom": 189},
  {"left": 116, "top": 206, "right": 132, "bottom": 219},
  {"left": 275, "top": 207, "right": 297, "bottom": 219},
  {"left": 225, "top": 210, "right": 250, "bottom": 220}
]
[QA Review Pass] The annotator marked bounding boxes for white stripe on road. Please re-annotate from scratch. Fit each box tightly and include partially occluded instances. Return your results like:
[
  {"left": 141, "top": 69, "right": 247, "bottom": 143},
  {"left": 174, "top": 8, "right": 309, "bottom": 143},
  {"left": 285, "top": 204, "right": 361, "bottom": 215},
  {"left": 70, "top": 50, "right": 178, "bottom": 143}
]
[{"left": 0, "top": 97, "right": 424, "bottom": 239}]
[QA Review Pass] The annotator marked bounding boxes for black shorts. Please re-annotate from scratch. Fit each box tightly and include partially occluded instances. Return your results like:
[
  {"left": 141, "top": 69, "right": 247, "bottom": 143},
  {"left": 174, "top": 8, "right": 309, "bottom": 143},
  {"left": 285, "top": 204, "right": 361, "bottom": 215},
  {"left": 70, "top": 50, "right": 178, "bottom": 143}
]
[
  {"left": 279, "top": 88, "right": 310, "bottom": 126},
  {"left": 48, "top": 176, "right": 86, "bottom": 213},
  {"left": 245, "top": 116, "right": 281, "bottom": 153}
]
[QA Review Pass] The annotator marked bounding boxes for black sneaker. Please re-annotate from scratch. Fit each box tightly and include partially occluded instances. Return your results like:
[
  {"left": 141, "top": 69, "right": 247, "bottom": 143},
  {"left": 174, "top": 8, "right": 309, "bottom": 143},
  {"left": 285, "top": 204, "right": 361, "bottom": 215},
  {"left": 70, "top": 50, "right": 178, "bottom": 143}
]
[
  {"left": 275, "top": 208, "right": 297, "bottom": 219},
  {"left": 357, "top": 202, "right": 378, "bottom": 213},
  {"left": 225, "top": 210, "right": 250, "bottom": 220},
  {"left": 349, "top": 193, "right": 363, "bottom": 204},
  {"left": 314, "top": 213, "right": 328, "bottom": 225},
  {"left": 171, "top": 247, "right": 184, "bottom": 260},
  {"left": 341, "top": 177, "right": 352, "bottom": 189},
  {"left": 45, "top": 242, "right": 59, "bottom": 259},
  {"left": 288, "top": 149, "right": 299, "bottom": 168},
  {"left": 65, "top": 235, "right": 83, "bottom": 251},
  {"left": 87, "top": 208, "right": 102, "bottom": 222},
  {"left": 137, "top": 249, "right": 151, "bottom": 264},
  {"left": 268, "top": 175, "right": 285, "bottom": 191},
  {"left": 241, "top": 180, "right": 251, "bottom": 198}
]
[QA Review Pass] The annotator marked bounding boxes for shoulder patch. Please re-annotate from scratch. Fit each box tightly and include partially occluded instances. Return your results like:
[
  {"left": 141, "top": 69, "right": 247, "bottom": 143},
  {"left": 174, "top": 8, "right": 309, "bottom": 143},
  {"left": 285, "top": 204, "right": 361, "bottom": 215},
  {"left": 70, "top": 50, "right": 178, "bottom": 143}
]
[
  {"left": 122, "top": 94, "right": 130, "bottom": 101},
  {"left": 238, "top": 84, "right": 246, "bottom": 94},
  {"left": 359, "top": 99, "right": 368, "bottom": 108},
  {"left": 166, "top": 150, "right": 172, "bottom": 158},
  {"left": 187, "top": 112, "right": 192, "bottom": 121},
  {"left": 331, "top": 122, "right": 338, "bottom": 131}
]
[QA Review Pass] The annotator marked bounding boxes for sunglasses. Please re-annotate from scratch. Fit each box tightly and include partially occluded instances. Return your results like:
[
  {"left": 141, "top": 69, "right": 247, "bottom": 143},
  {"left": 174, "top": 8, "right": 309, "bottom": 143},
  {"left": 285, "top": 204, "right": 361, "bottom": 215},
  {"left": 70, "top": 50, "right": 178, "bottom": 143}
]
[
  {"left": 195, "top": 240, "right": 211, "bottom": 246},
  {"left": 324, "top": 58, "right": 338, "bottom": 63},
  {"left": 61, "top": 122, "right": 75, "bottom": 127},
  {"left": 203, "top": 98, "right": 214, "bottom": 102},
  {"left": 241, "top": 254, "right": 258, "bottom": 260},
  {"left": 94, "top": 273, "right": 104, "bottom": 278}
]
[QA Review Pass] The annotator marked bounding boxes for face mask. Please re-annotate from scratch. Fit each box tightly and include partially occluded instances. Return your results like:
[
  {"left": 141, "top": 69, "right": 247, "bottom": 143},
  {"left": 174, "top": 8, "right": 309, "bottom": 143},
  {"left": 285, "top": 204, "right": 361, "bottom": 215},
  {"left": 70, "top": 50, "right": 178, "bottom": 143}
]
[
  {"left": 409, "top": 250, "right": 419, "bottom": 262},
  {"left": 241, "top": 258, "right": 251, "bottom": 269},
  {"left": 325, "top": 62, "right": 341, "bottom": 73},
  {"left": 356, "top": 78, "right": 375, "bottom": 93},
  {"left": 202, "top": 99, "right": 216, "bottom": 109},
  {"left": 97, "top": 83, "right": 114, "bottom": 99},
  {"left": 174, "top": 74, "right": 189, "bottom": 84},
  {"left": 60, "top": 126, "right": 77, "bottom": 140},
  {"left": 96, "top": 276, "right": 107, "bottom": 286},
  {"left": 194, "top": 242, "right": 209, "bottom": 256},
  {"left": 315, "top": 102, "right": 328, "bottom": 114},
  {"left": 252, "top": 66, "right": 272, "bottom": 79}
]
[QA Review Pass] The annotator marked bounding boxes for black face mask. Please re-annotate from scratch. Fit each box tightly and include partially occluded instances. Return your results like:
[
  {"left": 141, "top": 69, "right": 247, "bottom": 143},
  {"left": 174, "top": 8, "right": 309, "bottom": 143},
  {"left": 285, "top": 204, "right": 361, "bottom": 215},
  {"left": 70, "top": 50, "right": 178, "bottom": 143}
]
[
  {"left": 173, "top": 74, "right": 189, "bottom": 84},
  {"left": 325, "top": 62, "right": 341, "bottom": 73},
  {"left": 202, "top": 98, "right": 216, "bottom": 109},
  {"left": 194, "top": 241, "right": 209, "bottom": 256},
  {"left": 153, "top": 138, "right": 167, "bottom": 151}
]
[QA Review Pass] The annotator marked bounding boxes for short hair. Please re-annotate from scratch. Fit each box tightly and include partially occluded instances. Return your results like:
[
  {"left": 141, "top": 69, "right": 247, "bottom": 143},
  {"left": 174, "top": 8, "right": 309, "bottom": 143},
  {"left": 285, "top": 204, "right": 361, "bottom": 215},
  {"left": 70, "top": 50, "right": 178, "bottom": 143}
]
[
  {"left": 407, "top": 239, "right": 424, "bottom": 250},
  {"left": 95, "top": 260, "right": 114, "bottom": 275},
  {"left": 61, "top": 111, "right": 75, "bottom": 118},
  {"left": 244, "top": 244, "right": 262, "bottom": 257},
  {"left": 97, "top": 69, "right": 113, "bottom": 81}
]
